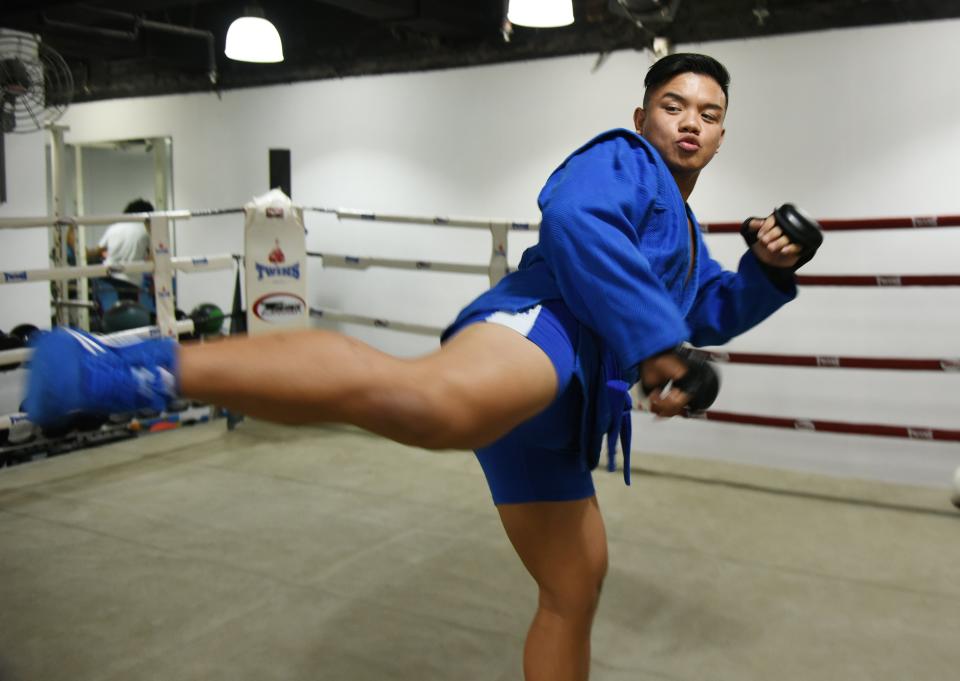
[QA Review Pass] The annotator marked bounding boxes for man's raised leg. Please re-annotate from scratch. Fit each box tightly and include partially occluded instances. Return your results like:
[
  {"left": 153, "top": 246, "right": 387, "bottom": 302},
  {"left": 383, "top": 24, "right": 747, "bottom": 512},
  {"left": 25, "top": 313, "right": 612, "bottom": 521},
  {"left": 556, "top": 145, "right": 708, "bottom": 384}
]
[{"left": 25, "top": 324, "right": 559, "bottom": 452}]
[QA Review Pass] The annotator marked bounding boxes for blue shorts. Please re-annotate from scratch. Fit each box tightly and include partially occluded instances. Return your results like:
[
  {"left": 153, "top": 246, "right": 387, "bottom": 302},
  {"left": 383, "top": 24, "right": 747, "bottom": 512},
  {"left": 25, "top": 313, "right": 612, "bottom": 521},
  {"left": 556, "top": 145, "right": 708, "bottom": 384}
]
[{"left": 448, "top": 300, "right": 594, "bottom": 505}]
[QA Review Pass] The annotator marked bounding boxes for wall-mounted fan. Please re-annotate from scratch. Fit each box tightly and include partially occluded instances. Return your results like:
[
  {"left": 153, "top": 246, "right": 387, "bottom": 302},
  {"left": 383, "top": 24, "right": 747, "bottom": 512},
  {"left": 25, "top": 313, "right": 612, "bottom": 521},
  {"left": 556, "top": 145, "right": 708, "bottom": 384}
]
[{"left": 0, "top": 32, "right": 74, "bottom": 204}]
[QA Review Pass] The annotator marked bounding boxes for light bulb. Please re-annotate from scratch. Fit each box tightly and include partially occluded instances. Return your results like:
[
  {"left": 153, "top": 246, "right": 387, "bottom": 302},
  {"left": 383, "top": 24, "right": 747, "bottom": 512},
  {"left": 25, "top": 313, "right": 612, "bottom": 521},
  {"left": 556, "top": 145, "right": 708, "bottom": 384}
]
[
  {"left": 507, "top": 0, "right": 575, "bottom": 28},
  {"left": 225, "top": 16, "right": 284, "bottom": 63}
]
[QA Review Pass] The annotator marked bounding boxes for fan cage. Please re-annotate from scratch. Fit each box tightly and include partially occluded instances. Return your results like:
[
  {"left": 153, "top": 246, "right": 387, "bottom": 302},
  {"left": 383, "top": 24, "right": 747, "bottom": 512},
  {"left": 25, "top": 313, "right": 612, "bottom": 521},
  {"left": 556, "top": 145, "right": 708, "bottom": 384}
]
[{"left": 0, "top": 34, "right": 74, "bottom": 133}]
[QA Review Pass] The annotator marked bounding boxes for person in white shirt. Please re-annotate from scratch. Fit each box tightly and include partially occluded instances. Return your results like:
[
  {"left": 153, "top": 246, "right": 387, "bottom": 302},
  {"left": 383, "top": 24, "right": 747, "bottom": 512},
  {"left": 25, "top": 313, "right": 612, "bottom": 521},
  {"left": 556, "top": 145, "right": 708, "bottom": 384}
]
[{"left": 96, "top": 198, "right": 154, "bottom": 282}]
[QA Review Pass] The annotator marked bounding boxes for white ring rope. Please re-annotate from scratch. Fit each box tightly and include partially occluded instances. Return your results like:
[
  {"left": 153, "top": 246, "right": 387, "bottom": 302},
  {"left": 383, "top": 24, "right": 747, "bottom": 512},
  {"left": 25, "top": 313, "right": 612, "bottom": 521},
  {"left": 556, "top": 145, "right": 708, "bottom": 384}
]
[
  {"left": 1, "top": 254, "right": 235, "bottom": 285},
  {"left": 309, "top": 308, "right": 444, "bottom": 337},
  {"left": 309, "top": 252, "right": 489, "bottom": 276},
  {"left": 306, "top": 206, "right": 540, "bottom": 232},
  {"left": 0, "top": 319, "right": 197, "bottom": 370},
  {"left": 0, "top": 210, "right": 192, "bottom": 230}
]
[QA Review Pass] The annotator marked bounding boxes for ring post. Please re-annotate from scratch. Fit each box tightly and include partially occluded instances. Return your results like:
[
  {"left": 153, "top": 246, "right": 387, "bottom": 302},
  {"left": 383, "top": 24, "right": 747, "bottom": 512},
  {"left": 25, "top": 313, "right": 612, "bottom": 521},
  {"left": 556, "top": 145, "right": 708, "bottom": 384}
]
[
  {"left": 488, "top": 224, "right": 509, "bottom": 286},
  {"left": 148, "top": 214, "right": 177, "bottom": 338},
  {"left": 243, "top": 190, "right": 309, "bottom": 336},
  {"left": 48, "top": 125, "right": 70, "bottom": 327},
  {"left": 73, "top": 144, "right": 90, "bottom": 330}
]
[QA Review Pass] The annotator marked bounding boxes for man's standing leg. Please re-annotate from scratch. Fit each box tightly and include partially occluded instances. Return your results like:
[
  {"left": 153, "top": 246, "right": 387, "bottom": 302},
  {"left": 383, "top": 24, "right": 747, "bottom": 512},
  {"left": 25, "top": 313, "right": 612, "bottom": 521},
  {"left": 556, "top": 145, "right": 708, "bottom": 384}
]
[{"left": 498, "top": 497, "right": 608, "bottom": 681}]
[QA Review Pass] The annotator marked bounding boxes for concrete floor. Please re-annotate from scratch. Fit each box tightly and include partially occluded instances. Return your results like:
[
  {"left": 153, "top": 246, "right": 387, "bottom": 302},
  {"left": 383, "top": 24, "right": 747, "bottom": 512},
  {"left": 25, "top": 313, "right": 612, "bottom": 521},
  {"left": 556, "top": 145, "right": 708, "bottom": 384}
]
[{"left": 1, "top": 420, "right": 958, "bottom": 681}]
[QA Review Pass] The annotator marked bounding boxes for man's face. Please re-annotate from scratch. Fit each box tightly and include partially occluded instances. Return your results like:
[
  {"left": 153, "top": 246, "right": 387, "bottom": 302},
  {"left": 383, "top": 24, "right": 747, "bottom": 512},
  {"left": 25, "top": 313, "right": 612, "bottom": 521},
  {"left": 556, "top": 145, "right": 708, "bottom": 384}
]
[{"left": 634, "top": 72, "right": 726, "bottom": 178}]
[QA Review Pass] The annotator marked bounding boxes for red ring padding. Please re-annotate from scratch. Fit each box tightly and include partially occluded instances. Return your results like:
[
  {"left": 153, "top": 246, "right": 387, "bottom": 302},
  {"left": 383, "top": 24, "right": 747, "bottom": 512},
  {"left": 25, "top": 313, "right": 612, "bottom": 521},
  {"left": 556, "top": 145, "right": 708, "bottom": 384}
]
[
  {"left": 700, "top": 214, "right": 960, "bottom": 233},
  {"left": 797, "top": 274, "right": 960, "bottom": 287},
  {"left": 697, "top": 350, "right": 959, "bottom": 372},
  {"left": 682, "top": 409, "right": 960, "bottom": 443}
]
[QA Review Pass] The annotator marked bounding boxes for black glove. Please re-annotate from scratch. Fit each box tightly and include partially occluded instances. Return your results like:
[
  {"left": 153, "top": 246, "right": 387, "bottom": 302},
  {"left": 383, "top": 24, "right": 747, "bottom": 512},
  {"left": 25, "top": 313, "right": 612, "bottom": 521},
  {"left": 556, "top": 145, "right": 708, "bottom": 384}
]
[{"left": 741, "top": 203, "right": 824, "bottom": 271}]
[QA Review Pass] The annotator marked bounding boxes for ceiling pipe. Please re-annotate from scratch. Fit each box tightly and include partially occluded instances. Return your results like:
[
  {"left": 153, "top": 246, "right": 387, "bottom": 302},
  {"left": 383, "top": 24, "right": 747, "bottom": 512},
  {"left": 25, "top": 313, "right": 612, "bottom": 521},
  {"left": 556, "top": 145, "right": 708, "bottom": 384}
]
[
  {"left": 41, "top": 18, "right": 138, "bottom": 42},
  {"left": 41, "top": 5, "right": 217, "bottom": 85}
]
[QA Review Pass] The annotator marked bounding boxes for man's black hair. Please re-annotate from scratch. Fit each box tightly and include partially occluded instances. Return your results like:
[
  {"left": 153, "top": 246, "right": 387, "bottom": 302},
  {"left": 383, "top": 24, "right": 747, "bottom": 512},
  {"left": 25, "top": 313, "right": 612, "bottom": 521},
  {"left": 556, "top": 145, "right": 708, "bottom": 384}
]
[
  {"left": 124, "top": 198, "right": 154, "bottom": 214},
  {"left": 643, "top": 53, "right": 730, "bottom": 108}
]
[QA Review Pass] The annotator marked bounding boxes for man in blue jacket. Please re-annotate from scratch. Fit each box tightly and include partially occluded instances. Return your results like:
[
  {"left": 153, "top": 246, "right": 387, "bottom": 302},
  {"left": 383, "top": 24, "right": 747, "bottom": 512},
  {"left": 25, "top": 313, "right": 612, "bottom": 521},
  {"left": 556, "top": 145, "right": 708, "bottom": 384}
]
[{"left": 26, "top": 54, "right": 814, "bottom": 681}]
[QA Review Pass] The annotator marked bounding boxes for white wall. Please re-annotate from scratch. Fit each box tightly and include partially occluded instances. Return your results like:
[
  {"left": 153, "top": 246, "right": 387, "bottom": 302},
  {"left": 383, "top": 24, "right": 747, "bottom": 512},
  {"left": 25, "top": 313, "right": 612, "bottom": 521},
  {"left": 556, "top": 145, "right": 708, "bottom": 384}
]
[
  {"left": 0, "top": 27, "right": 52, "bottom": 333},
  {"left": 2, "top": 18, "right": 958, "bottom": 487},
  {"left": 0, "top": 131, "right": 49, "bottom": 331},
  {"left": 0, "top": 130, "right": 49, "bottom": 414}
]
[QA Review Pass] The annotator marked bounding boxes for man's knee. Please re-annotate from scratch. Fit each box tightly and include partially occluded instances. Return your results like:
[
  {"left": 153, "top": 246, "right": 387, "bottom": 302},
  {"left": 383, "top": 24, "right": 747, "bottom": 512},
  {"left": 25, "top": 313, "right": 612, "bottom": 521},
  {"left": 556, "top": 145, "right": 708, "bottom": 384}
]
[
  {"left": 538, "top": 577, "right": 606, "bottom": 621},
  {"left": 536, "top": 556, "right": 608, "bottom": 621}
]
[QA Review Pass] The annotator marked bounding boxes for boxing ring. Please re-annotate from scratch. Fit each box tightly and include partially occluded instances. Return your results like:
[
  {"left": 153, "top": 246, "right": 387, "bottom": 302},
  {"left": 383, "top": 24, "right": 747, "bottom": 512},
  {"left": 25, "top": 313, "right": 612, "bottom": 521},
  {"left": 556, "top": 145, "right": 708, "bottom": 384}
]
[{"left": 1, "top": 203, "right": 958, "bottom": 500}]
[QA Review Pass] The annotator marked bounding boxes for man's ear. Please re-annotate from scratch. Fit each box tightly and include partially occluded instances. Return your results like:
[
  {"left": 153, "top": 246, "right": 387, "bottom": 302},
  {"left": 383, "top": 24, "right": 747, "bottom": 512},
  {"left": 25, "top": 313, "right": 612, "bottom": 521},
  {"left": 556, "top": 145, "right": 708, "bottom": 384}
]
[{"left": 633, "top": 107, "right": 645, "bottom": 135}]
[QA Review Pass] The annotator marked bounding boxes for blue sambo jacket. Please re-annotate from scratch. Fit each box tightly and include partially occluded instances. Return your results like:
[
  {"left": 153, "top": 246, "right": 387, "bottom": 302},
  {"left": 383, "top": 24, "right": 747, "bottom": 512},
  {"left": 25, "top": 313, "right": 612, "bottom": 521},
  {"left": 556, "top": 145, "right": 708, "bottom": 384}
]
[{"left": 443, "top": 129, "right": 796, "bottom": 472}]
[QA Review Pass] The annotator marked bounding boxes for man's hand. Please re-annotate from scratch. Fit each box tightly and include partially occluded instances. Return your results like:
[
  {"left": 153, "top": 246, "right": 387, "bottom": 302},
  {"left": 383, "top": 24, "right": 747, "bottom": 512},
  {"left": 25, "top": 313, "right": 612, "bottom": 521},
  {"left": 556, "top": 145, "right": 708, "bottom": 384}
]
[
  {"left": 743, "top": 214, "right": 803, "bottom": 269},
  {"left": 741, "top": 204, "right": 824, "bottom": 271},
  {"left": 639, "top": 348, "right": 720, "bottom": 417},
  {"left": 640, "top": 352, "right": 690, "bottom": 416}
]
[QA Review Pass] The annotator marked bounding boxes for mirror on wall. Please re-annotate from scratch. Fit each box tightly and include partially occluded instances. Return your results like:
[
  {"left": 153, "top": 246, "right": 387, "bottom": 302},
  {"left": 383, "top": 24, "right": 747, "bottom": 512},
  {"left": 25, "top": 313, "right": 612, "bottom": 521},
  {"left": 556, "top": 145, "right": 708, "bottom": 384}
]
[
  {"left": 57, "top": 136, "right": 173, "bottom": 243},
  {"left": 45, "top": 135, "right": 174, "bottom": 328}
]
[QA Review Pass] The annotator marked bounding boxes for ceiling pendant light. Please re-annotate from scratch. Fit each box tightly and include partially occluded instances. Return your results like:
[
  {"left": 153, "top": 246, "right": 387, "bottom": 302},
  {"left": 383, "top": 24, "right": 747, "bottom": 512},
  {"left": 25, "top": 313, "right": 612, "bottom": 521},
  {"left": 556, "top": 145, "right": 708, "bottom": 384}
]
[
  {"left": 507, "top": 0, "right": 575, "bottom": 28},
  {"left": 225, "top": 6, "right": 284, "bottom": 63}
]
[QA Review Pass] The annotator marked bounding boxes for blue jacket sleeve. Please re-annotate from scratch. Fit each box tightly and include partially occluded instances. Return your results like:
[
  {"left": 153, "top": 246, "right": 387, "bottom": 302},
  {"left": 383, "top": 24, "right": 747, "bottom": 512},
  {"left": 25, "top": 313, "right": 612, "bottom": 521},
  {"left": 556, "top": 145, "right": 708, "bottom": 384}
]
[
  {"left": 686, "top": 235, "right": 797, "bottom": 348},
  {"left": 537, "top": 134, "right": 689, "bottom": 373}
]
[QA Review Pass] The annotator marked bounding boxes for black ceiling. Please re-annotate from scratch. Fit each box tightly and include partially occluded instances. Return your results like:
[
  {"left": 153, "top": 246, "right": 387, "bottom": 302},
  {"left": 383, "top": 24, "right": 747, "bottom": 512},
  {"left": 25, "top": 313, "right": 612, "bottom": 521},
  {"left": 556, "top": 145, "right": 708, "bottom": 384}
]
[{"left": 2, "top": 0, "right": 960, "bottom": 102}]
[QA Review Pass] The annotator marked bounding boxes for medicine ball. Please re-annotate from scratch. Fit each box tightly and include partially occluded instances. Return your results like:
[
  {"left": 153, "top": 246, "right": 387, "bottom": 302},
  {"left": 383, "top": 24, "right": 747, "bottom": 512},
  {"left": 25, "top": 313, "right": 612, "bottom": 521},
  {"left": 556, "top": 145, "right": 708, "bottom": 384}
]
[
  {"left": 190, "top": 303, "right": 224, "bottom": 337},
  {"left": 103, "top": 301, "right": 151, "bottom": 333},
  {"left": 9, "top": 324, "right": 39, "bottom": 345}
]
